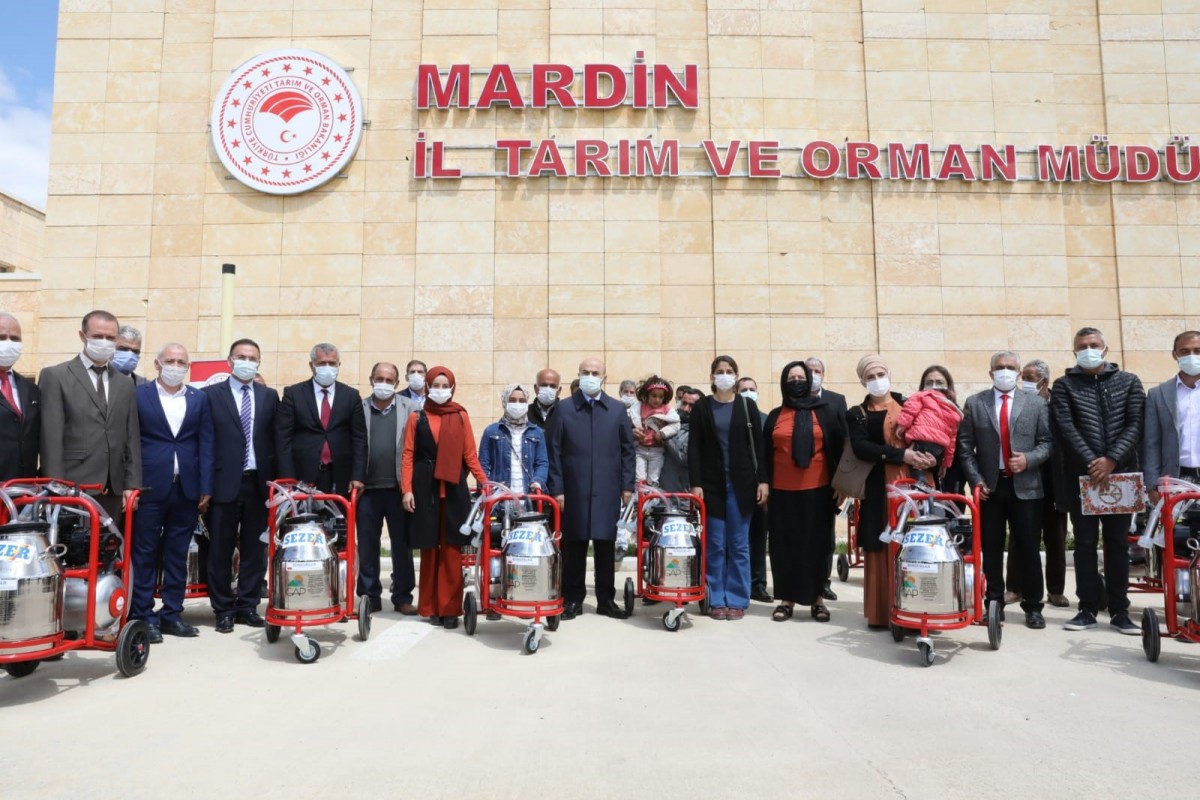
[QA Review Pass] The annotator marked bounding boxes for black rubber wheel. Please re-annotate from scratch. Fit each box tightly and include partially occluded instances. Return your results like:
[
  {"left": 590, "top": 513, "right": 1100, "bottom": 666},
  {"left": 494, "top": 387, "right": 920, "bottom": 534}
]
[
  {"left": 1143, "top": 607, "right": 1161, "bottom": 662},
  {"left": 662, "top": 610, "right": 681, "bottom": 632},
  {"left": 890, "top": 623, "right": 905, "bottom": 643},
  {"left": 463, "top": 593, "right": 478, "bottom": 637},
  {"left": 918, "top": 641, "right": 935, "bottom": 667},
  {"left": 357, "top": 595, "right": 372, "bottom": 642},
  {"left": 294, "top": 640, "right": 320, "bottom": 664},
  {"left": 986, "top": 599, "right": 1003, "bottom": 651},
  {"left": 265, "top": 623, "right": 281, "bottom": 644},
  {"left": 699, "top": 586, "right": 710, "bottom": 617},
  {"left": 623, "top": 577, "right": 635, "bottom": 617},
  {"left": 545, "top": 614, "right": 560, "bottom": 632},
  {"left": 115, "top": 620, "right": 151, "bottom": 677},
  {"left": 837, "top": 553, "right": 850, "bottom": 583},
  {"left": 522, "top": 628, "right": 539, "bottom": 655},
  {"left": 3, "top": 659, "right": 40, "bottom": 679}
]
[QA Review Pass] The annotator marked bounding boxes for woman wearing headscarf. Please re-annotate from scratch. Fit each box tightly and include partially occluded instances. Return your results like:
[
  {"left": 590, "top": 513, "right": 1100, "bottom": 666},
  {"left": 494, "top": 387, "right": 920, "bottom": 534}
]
[
  {"left": 762, "top": 360, "right": 847, "bottom": 622},
  {"left": 402, "top": 366, "right": 488, "bottom": 629},
  {"left": 847, "top": 355, "right": 938, "bottom": 628},
  {"left": 478, "top": 383, "right": 549, "bottom": 497}
]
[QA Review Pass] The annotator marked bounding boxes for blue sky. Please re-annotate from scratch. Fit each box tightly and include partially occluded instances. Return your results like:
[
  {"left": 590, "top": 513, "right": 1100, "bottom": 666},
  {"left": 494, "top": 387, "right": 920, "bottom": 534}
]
[{"left": 0, "top": 3, "right": 59, "bottom": 209}]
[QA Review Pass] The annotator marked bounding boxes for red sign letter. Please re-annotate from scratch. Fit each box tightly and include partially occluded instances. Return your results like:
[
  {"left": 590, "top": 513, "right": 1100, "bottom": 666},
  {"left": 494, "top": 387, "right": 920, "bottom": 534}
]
[
  {"left": 802, "top": 141, "right": 840, "bottom": 179},
  {"left": 532, "top": 64, "right": 577, "bottom": 109},
  {"left": 846, "top": 142, "right": 882, "bottom": 179},
  {"left": 887, "top": 143, "right": 930, "bottom": 180},
  {"left": 1037, "top": 145, "right": 1081, "bottom": 182},
  {"left": 701, "top": 140, "right": 742, "bottom": 177},
  {"left": 417, "top": 64, "right": 470, "bottom": 109},
  {"left": 583, "top": 64, "right": 627, "bottom": 109}
]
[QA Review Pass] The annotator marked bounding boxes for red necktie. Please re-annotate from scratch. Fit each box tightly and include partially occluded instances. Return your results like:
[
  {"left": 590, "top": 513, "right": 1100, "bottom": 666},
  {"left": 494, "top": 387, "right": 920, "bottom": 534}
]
[
  {"left": 320, "top": 388, "right": 332, "bottom": 464},
  {"left": 0, "top": 370, "right": 19, "bottom": 420},
  {"left": 1000, "top": 393, "right": 1013, "bottom": 476}
]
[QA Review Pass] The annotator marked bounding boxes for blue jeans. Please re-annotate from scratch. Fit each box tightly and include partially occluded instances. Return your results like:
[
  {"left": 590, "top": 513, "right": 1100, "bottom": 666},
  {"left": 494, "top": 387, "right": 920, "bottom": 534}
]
[{"left": 706, "top": 482, "right": 751, "bottom": 609}]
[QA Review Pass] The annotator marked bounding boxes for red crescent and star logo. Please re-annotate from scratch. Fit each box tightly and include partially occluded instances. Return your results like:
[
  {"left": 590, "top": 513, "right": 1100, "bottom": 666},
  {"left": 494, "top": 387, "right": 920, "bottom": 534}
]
[{"left": 211, "top": 49, "right": 362, "bottom": 195}]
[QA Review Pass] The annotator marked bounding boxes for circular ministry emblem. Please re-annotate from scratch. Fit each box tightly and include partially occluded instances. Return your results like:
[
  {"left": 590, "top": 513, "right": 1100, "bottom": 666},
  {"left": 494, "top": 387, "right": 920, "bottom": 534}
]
[{"left": 211, "top": 48, "right": 363, "bottom": 195}]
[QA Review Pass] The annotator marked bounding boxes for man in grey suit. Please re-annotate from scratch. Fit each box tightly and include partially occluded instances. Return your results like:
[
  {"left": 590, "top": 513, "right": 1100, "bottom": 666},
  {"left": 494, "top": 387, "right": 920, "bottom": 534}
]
[
  {"left": 1144, "top": 330, "right": 1200, "bottom": 502},
  {"left": 38, "top": 310, "right": 142, "bottom": 521},
  {"left": 957, "top": 350, "right": 1054, "bottom": 629},
  {"left": 357, "top": 361, "right": 420, "bottom": 614}
]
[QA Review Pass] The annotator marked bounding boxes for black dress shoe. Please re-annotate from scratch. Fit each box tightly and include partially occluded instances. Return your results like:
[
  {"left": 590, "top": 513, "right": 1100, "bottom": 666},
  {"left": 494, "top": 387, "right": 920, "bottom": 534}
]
[
  {"left": 750, "top": 588, "right": 773, "bottom": 603},
  {"left": 427, "top": 615, "right": 443, "bottom": 625},
  {"left": 486, "top": 610, "right": 502, "bottom": 621},
  {"left": 160, "top": 620, "right": 199, "bottom": 638},
  {"left": 368, "top": 598, "right": 383, "bottom": 613},
  {"left": 596, "top": 603, "right": 629, "bottom": 620},
  {"left": 1026, "top": 611, "right": 1046, "bottom": 629},
  {"left": 147, "top": 623, "right": 163, "bottom": 644},
  {"left": 234, "top": 611, "right": 265, "bottom": 628},
  {"left": 215, "top": 615, "right": 234, "bottom": 634},
  {"left": 560, "top": 603, "right": 580, "bottom": 620},
  {"left": 821, "top": 585, "right": 838, "bottom": 601},
  {"left": 442, "top": 616, "right": 459, "bottom": 629}
]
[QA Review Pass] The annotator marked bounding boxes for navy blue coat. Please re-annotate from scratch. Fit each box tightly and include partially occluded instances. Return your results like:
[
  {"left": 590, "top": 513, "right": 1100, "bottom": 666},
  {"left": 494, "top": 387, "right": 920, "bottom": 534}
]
[
  {"left": 135, "top": 381, "right": 214, "bottom": 503},
  {"left": 202, "top": 379, "right": 279, "bottom": 504},
  {"left": 546, "top": 391, "right": 635, "bottom": 542}
]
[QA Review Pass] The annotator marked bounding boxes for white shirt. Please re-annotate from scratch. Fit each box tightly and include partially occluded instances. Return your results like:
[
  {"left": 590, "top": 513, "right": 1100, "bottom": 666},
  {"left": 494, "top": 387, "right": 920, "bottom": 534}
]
[
  {"left": 157, "top": 381, "right": 188, "bottom": 475},
  {"left": 0, "top": 369, "right": 19, "bottom": 412},
  {"left": 79, "top": 353, "right": 109, "bottom": 401},
  {"left": 1177, "top": 376, "right": 1200, "bottom": 468},
  {"left": 313, "top": 379, "right": 335, "bottom": 410},
  {"left": 993, "top": 388, "right": 1015, "bottom": 471},
  {"left": 231, "top": 379, "right": 257, "bottom": 471},
  {"left": 508, "top": 428, "right": 526, "bottom": 494}
]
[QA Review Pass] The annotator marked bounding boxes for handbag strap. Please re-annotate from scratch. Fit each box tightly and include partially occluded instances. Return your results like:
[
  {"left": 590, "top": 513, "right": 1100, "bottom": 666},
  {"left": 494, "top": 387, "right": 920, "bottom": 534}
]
[{"left": 742, "top": 395, "right": 758, "bottom": 475}]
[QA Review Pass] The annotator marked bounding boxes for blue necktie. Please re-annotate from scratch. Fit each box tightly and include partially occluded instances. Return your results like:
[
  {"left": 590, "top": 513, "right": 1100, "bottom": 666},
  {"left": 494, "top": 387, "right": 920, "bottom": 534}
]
[{"left": 240, "top": 385, "right": 253, "bottom": 468}]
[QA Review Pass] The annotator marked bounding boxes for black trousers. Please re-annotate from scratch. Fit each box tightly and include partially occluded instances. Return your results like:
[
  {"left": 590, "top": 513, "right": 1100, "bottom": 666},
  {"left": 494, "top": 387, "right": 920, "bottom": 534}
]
[
  {"left": 562, "top": 539, "right": 615, "bottom": 606},
  {"left": 356, "top": 487, "right": 414, "bottom": 605},
  {"left": 1070, "top": 499, "right": 1131, "bottom": 617},
  {"left": 310, "top": 468, "right": 334, "bottom": 494},
  {"left": 1007, "top": 500, "right": 1068, "bottom": 597},
  {"left": 207, "top": 472, "right": 268, "bottom": 616},
  {"left": 980, "top": 477, "right": 1043, "bottom": 613},
  {"left": 749, "top": 505, "right": 768, "bottom": 593}
]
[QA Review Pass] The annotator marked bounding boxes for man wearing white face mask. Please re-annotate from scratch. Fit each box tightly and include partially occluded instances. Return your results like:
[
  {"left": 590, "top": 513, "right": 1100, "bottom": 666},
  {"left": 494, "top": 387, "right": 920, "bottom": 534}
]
[
  {"left": 277, "top": 342, "right": 368, "bottom": 496},
  {"left": 356, "top": 362, "right": 420, "bottom": 614},
  {"left": 957, "top": 351, "right": 1054, "bottom": 629},
  {"left": 39, "top": 309, "right": 142, "bottom": 522},
  {"left": 0, "top": 312, "right": 39, "bottom": 481},
  {"left": 807, "top": 356, "right": 849, "bottom": 602},
  {"left": 399, "top": 359, "right": 428, "bottom": 407},
  {"left": 530, "top": 368, "right": 561, "bottom": 428},
  {"left": 1144, "top": 330, "right": 1200, "bottom": 503},
  {"left": 1050, "top": 326, "right": 1145, "bottom": 634},
  {"left": 131, "top": 343, "right": 214, "bottom": 642},
  {"left": 202, "top": 338, "right": 279, "bottom": 632}
]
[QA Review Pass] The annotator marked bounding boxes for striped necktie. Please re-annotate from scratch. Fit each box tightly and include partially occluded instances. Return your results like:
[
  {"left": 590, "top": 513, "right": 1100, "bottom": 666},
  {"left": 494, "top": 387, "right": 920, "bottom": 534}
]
[{"left": 240, "top": 384, "right": 253, "bottom": 468}]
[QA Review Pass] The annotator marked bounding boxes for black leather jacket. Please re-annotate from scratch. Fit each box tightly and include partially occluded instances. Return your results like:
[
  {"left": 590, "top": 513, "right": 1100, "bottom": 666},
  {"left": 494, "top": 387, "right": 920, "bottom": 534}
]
[{"left": 1049, "top": 363, "right": 1145, "bottom": 475}]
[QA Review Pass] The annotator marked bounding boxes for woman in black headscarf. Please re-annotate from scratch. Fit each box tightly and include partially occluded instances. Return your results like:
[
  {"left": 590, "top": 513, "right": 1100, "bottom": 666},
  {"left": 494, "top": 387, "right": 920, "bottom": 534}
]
[{"left": 762, "top": 361, "right": 847, "bottom": 622}]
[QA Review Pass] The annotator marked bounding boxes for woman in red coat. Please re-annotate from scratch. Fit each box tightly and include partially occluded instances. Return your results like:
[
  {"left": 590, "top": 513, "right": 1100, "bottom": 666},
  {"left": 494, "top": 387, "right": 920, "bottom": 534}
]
[{"left": 402, "top": 366, "right": 487, "bottom": 629}]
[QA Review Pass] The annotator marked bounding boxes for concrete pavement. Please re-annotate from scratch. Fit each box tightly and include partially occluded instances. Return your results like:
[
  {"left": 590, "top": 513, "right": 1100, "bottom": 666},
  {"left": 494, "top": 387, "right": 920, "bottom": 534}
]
[{"left": 2, "top": 561, "right": 1198, "bottom": 799}]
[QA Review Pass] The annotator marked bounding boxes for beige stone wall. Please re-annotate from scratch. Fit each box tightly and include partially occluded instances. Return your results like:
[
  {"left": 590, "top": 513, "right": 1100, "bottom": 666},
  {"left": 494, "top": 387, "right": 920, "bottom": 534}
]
[
  {"left": 35, "top": 0, "right": 1200, "bottom": 420},
  {"left": 0, "top": 191, "right": 46, "bottom": 359}
]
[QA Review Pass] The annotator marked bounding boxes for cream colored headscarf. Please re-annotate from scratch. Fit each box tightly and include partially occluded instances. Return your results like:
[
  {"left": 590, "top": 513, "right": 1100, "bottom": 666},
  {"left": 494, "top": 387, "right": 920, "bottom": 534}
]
[
  {"left": 500, "top": 383, "right": 530, "bottom": 426},
  {"left": 855, "top": 354, "right": 889, "bottom": 385}
]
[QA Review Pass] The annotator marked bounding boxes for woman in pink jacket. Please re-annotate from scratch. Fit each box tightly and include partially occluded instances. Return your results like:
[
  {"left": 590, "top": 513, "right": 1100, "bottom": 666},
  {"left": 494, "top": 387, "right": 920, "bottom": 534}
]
[{"left": 895, "top": 368, "right": 963, "bottom": 487}]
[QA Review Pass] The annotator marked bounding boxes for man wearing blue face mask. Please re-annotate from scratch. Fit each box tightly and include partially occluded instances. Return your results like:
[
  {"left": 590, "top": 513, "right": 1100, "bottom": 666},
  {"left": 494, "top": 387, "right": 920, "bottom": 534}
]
[
  {"left": 1144, "top": 330, "right": 1200, "bottom": 505},
  {"left": 1050, "top": 327, "right": 1145, "bottom": 635},
  {"left": 277, "top": 342, "right": 367, "bottom": 496},
  {"left": 113, "top": 325, "right": 148, "bottom": 385},
  {"left": 202, "top": 338, "right": 279, "bottom": 632}
]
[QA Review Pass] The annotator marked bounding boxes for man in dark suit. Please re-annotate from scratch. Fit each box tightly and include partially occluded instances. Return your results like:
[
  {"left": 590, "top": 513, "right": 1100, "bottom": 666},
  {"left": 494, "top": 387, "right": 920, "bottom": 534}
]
[
  {"left": 737, "top": 376, "right": 773, "bottom": 603},
  {"left": 957, "top": 350, "right": 1054, "bottom": 629},
  {"left": 276, "top": 342, "right": 367, "bottom": 495},
  {"left": 808, "top": 357, "right": 849, "bottom": 602},
  {"left": 130, "top": 343, "right": 214, "bottom": 643},
  {"left": 0, "top": 313, "right": 39, "bottom": 481},
  {"left": 38, "top": 309, "right": 141, "bottom": 522},
  {"left": 202, "top": 338, "right": 277, "bottom": 633},
  {"left": 546, "top": 357, "right": 636, "bottom": 620}
]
